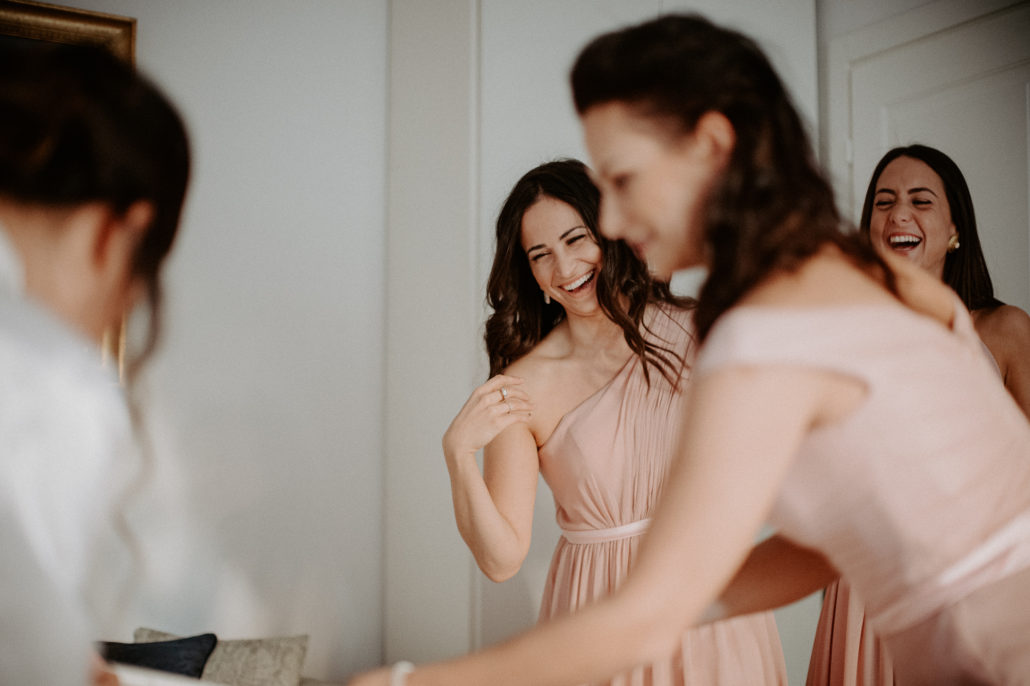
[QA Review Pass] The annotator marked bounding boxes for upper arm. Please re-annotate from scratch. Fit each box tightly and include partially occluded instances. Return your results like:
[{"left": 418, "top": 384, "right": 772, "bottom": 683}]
[
  {"left": 618, "top": 364, "right": 848, "bottom": 633},
  {"left": 990, "top": 306, "right": 1030, "bottom": 420},
  {"left": 481, "top": 417, "right": 541, "bottom": 553}
]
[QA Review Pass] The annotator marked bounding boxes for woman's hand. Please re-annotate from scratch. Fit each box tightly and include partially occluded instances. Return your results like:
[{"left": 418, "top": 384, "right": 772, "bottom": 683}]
[
  {"left": 443, "top": 375, "right": 532, "bottom": 462},
  {"left": 90, "top": 654, "right": 120, "bottom": 686}
]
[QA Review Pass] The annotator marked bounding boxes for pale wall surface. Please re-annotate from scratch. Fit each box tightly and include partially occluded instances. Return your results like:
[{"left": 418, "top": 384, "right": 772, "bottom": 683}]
[{"left": 54, "top": 0, "right": 388, "bottom": 679}]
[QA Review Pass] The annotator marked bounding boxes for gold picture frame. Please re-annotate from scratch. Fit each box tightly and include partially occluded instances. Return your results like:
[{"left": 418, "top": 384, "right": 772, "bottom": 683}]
[
  {"left": 0, "top": 0, "right": 136, "bottom": 377},
  {"left": 0, "top": 0, "right": 134, "bottom": 62}
]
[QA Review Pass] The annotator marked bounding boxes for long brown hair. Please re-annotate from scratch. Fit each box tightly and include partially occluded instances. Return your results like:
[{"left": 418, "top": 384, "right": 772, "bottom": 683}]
[
  {"left": 571, "top": 14, "right": 893, "bottom": 342},
  {"left": 484, "top": 158, "right": 692, "bottom": 384}
]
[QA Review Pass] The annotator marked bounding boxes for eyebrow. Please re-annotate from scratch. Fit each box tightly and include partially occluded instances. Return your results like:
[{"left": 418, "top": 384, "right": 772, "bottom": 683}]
[
  {"left": 875, "top": 186, "right": 939, "bottom": 197},
  {"left": 525, "top": 225, "right": 588, "bottom": 254}
]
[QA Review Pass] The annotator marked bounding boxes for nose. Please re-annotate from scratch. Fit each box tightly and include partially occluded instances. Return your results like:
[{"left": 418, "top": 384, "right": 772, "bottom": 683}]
[
  {"left": 598, "top": 194, "right": 625, "bottom": 239},
  {"left": 888, "top": 202, "right": 912, "bottom": 225},
  {"left": 554, "top": 247, "right": 577, "bottom": 279}
]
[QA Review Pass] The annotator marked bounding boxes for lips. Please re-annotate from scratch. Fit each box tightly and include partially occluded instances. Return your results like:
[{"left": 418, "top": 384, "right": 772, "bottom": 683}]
[
  {"left": 887, "top": 233, "right": 921, "bottom": 251},
  {"left": 561, "top": 270, "right": 595, "bottom": 292}
]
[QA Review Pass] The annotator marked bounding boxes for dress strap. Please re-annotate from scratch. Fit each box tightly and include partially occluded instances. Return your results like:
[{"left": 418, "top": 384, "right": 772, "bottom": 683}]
[{"left": 561, "top": 518, "right": 651, "bottom": 544}]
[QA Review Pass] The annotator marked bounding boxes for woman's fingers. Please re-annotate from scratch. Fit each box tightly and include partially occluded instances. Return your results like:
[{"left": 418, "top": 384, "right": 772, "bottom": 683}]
[
  {"left": 479, "top": 374, "right": 527, "bottom": 402},
  {"left": 445, "top": 375, "right": 534, "bottom": 457}
]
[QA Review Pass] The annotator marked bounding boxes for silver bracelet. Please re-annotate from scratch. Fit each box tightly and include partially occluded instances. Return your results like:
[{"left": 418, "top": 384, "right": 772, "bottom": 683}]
[{"left": 390, "top": 661, "right": 415, "bottom": 686}]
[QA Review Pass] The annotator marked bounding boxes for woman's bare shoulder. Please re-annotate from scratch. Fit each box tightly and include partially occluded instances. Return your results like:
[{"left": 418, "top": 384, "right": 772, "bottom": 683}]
[
  {"left": 974, "top": 304, "right": 1030, "bottom": 356},
  {"left": 502, "top": 327, "right": 570, "bottom": 391}
]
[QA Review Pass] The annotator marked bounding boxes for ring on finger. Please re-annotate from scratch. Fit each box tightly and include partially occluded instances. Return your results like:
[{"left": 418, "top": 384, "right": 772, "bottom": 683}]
[{"left": 499, "top": 386, "right": 509, "bottom": 401}]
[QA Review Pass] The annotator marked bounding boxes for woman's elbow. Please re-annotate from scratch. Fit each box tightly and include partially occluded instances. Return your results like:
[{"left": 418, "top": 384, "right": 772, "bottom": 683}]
[
  {"left": 482, "top": 564, "right": 520, "bottom": 583},
  {"left": 475, "top": 548, "right": 527, "bottom": 582}
]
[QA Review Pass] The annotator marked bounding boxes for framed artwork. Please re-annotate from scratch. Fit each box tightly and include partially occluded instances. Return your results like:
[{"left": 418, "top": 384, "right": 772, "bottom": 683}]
[
  {"left": 0, "top": 0, "right": 134, "bottom": 61},
  {"left": 0, "top": 0, "right": 136, "bottom": 376}
]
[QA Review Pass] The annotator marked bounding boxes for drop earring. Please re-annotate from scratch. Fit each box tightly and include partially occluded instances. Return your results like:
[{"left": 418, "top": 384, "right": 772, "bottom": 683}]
[
  {"left": 948, "top": 234, "right": 960, "bottom": 253},
  {"left": 543, "top": 291, "right": 551, "bottom": 305}
]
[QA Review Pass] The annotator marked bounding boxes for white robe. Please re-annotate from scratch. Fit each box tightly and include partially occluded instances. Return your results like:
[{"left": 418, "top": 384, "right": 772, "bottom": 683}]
[{"left": 0, "top": 227, "right": 135, "bottom": 684}]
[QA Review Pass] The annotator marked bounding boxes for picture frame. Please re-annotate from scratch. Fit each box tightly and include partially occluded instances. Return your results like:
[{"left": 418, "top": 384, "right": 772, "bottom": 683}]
[
  {"left": 0, "top": 0, "right": 134, "bottom": 62},
  {"left": 0, "top": 0, "right": 136, "bottom": 376}
]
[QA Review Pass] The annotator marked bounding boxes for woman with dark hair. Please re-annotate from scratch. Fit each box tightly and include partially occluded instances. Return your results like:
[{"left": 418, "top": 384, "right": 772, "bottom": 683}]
[
  {"left": 442, "top": 158, "right": 786, "bottom": 685},
  {"left": 807, "top": 143, "right": 1030, "bottom": 686},
  {"left": 860, "top": 144, "right": 1030, "bottom": 418},
  {"left": 351, "top": 14, "right": 1030, "bottom": 686},
  {"left": 0, "top": 42, "right": 190, "bottom": 684}
]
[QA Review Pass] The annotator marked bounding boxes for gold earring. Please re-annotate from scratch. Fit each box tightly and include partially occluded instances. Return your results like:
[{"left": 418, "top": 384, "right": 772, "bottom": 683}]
[
  {"left": 543, "top": 291, "right": 550, "bottom": 305},
  {"left": 947, "top": 234, "right": 960, "bottom": 253}
]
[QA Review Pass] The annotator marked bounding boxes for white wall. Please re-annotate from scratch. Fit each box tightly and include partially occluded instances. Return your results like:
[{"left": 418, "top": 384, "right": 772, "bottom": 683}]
[{"left": 55, "top": 0, "right": 388, "bottom": 679}]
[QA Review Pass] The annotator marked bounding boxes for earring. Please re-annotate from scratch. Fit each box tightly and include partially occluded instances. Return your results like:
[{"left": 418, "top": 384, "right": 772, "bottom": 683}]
[
  {"left": 948, "top": 234, "right": 960, "bottom": 253},
  {"left": 543, "top": 292, "right": 551, "bottom": 305}
]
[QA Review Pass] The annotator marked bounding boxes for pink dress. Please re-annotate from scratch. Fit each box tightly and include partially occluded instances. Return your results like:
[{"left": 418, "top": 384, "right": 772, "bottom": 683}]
[
  {"left": 696, "top": 298, "right": 1030, "bottom": 685},
  {"left": 806, "top": 338, "right": 1006, "bottom": 686},
  {"left": 537, "top": 305, "right": 787, "bottom": 686},
  {"left": 807, "top": 579, "right": 893, "bottom": 686}
]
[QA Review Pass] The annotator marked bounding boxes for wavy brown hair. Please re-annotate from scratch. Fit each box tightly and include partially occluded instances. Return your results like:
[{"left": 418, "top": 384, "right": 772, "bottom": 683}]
[
  {"left": 859, "top": 144, "right": 1002, "bottom": 312},
  {"left": 484, "top": 158, "right": 693, "bottom": 384},
  {"left": 571, "top": 14, "right": 894, "bottom": 342}
]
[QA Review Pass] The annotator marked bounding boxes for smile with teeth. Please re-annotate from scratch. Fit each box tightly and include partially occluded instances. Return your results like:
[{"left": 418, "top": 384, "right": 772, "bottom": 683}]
[
  {"left": 888, "top": 233, "right": 921, "bottom": 249},
  {"left": 561, "top": 271, "right": 595, "bottom": 292}
]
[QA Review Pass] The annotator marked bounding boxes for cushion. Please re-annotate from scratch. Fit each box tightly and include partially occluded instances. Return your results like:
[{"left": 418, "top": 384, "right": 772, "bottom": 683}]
[
  {"left": 135, "top": 628, "right": 308, "bottom": 686},
  {"left": 100, "top": 633, "right": 217, "bottom": 678}
]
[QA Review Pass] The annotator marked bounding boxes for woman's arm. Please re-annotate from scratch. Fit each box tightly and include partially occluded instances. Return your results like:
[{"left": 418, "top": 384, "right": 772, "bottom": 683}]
[
  {"left": 701, "top": 534, "right": 838, "bottom": 623},
  {"left": 977, "top": 305, "right": 1030, "bottom": 421},
  {"left": 442, "top": 374, "right": 539, "bottom": 581},
  {"left": 353, "top": 364, "right": 851, "bottom": 686}
]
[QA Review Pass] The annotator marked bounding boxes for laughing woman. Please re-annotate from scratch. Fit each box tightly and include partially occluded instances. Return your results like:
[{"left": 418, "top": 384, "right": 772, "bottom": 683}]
[
  {"left": 861, "top": 144, "right": 1030, "bottom": 419},
  {"left": 350, "top": 14, "right": 1030, "bottom": 686},
  {"left": 441, "top": 158, "right": 786, "bottom": 685},
  {"left": 808, "top": 143, "right": 1030, "bottom": 686}
]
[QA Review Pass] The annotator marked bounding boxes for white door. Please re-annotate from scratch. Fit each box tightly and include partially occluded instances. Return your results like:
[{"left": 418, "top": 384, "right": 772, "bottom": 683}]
[{"left": 828, "top": 0, "right": 1030, "bottom": 311}]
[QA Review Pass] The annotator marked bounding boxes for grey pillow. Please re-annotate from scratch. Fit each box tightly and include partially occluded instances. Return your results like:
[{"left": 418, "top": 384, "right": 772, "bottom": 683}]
[{"left": 135, "top": 628, "right": 308, "bottom": 686}]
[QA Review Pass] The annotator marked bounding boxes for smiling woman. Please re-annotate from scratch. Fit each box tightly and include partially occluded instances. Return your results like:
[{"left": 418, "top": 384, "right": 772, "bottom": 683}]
[
  {"left": 438, "top": 158, "right": 786, "bottom": 685},
  {"left": 860, "top": 144, "right": 1030, "bottom": 420}
]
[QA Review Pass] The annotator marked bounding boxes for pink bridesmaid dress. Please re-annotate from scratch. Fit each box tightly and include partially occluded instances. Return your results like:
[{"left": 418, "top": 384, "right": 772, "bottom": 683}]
[
  {"left": 695, "top": 297, "right": 1030, "bottom": 684},
  {"left": 537, "top": 305, "right": 788, "bottom": 686},
  {"left": 806, "top": 336, "right": 1008, "bottom": 686},
  {"left": 807, "top": 579, "right": 894, "bottom": 686}
]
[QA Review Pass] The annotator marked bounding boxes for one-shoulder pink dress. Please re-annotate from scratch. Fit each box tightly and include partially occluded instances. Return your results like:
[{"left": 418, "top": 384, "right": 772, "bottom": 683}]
[
  {"left": 537, "top": 305, "right": 787, "bottom": 686},
  {"left": 695, "top": 298, "right": 1030, "bottom": 685},
  {"left": 807, "top": 579, "right": 893, "bottom": 686}
]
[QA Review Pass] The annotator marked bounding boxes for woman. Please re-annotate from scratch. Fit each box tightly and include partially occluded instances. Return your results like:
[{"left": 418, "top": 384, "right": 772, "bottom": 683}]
[
  {"left": 350, "top": 13, "right": 1030, "bottom": 686},
  {"left": 807, "top": 144, "right": 1030, "bottom": 686},
  {"left": 443, "top": 158, "right": 786, "bottom": 684},
  {"left": 0, "top": 43, "right": 190, "bottom": 684},
  {"left": 862, "top": 144, "right": 1030, "bottom": 419}
]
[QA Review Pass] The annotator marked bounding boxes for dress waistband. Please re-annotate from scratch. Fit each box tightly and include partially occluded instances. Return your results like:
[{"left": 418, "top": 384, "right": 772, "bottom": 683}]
[
  {"left": 561, "top": 518, "right": 651, "bottom": 544},
  {"left": 873, "top": 507, "right": 1030, "bottom": 635}
]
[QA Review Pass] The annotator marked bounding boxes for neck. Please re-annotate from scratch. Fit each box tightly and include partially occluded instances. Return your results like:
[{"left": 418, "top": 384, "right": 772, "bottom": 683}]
[
  {"left": 0, "top": 201, "right": 107, "bottom": 344},
  {"left": 563, "top": 305, "right": 632, "bottom": 359}
]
